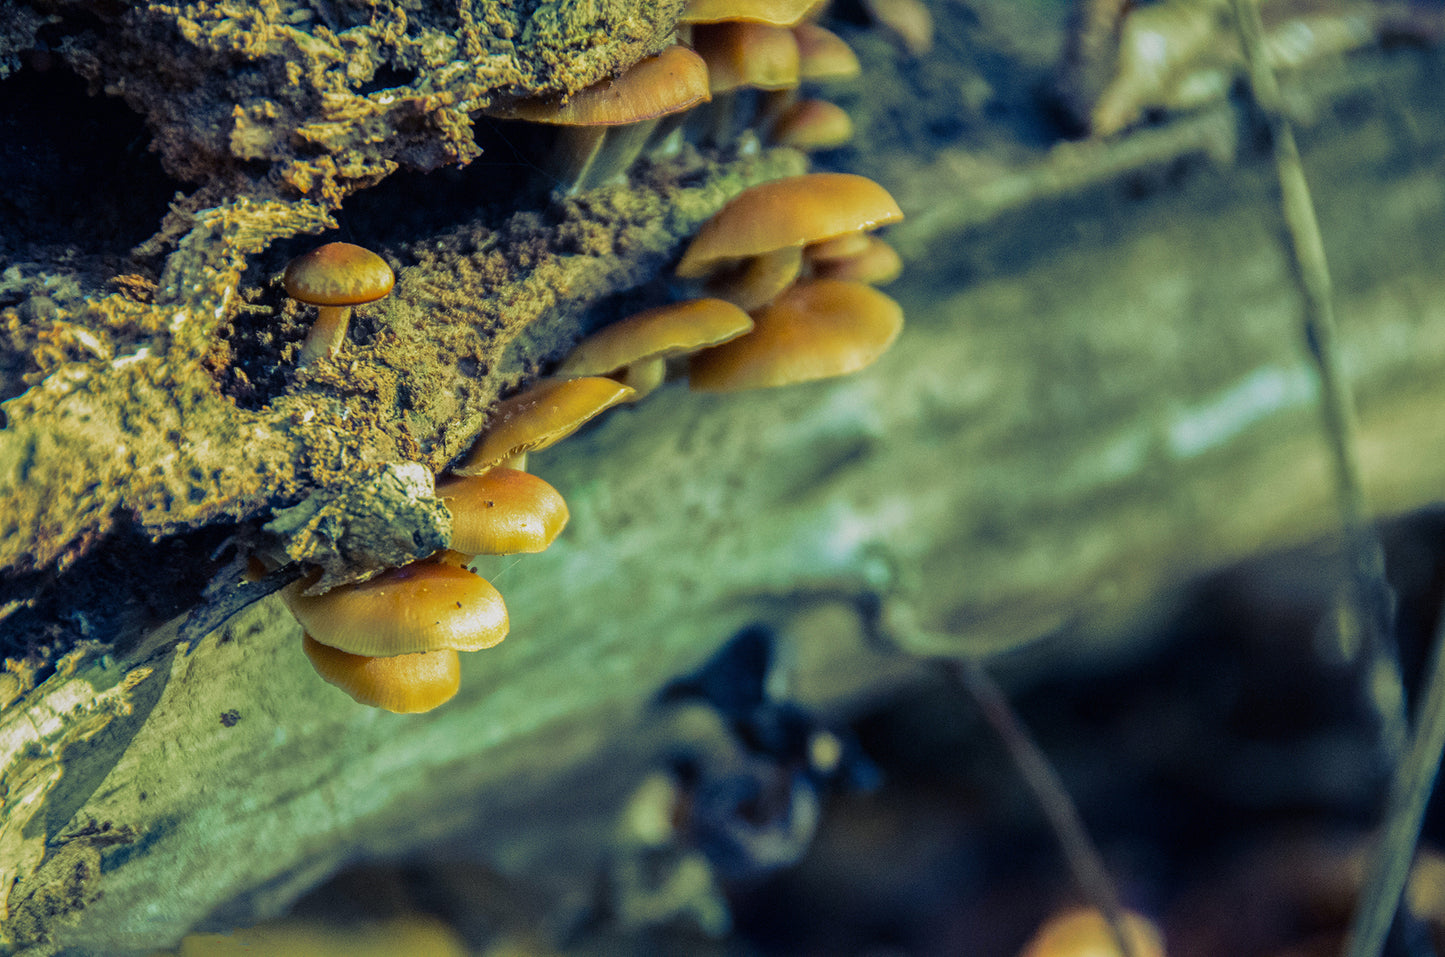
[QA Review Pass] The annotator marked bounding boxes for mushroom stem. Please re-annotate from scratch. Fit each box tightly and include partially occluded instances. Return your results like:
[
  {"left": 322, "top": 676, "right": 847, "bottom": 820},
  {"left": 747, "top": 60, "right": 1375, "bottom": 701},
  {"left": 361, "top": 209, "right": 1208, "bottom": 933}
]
[
  {"left": 619, "top": 357, "right": 667, "bottom": 397},
  {"left": 297, "top": 304, "right": 352, "bottom": 367}
]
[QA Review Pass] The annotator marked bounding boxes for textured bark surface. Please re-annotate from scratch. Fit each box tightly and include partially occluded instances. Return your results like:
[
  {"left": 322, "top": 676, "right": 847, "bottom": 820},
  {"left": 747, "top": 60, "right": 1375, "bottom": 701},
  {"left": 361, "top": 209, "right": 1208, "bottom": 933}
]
[{"left": 3, "top": 11, "right": 1445, "bottom": 957}]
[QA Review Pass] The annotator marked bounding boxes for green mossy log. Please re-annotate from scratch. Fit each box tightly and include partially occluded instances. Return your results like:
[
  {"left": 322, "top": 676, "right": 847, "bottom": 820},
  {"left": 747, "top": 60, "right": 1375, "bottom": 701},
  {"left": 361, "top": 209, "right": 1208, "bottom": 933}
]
[{"left": 3, "top": 0, "right": 1445, "bottom": 951}]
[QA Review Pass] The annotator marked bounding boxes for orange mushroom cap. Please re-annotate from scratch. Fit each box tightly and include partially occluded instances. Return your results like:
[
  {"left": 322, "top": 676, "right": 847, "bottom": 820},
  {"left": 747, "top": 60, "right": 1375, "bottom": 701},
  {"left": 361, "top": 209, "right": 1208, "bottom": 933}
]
[
  {"left": 282, "top": 562, "right": 509, "bottom": 656},
  {"left": 452, "top": 377, "right": 636, "bottom": 476},
  {"left": 805, "top": 231, "right": 872, "bottom": 263},
  {"left": 558, "top": 298, "right": 754, "bottom": 377},
  {"left": 494, "top": 46, "right": 710, "bottom": 126},
  {"left": 1016, "top": 907, "right": 1165, "bottom": 957},
  {"left": 863, "top": 0, "right": 935, "bottom": 55},
  {"left": 679, "top": 0, "right": 822, "bottom": 25},
  {"left": 769, "top": 98, "right": 854, "bottom": 150},
  {"left": 436, "top": 468, "right": 570, "bottom": 555},
  {"left": 793, "top": 23, "right": 861, "bottom": 81},
  {"left": 675, "top": 173, "right": 902, "bottom": 278},
  {"left": 703, "top": 245, "right": 803, "bottom": 312},
  {"left": 689, "top": 279, "right": 903, "bottom": 391},
  {"left": 283, "top": 242, "right": 394, "bottom": 307},
  {"left": 810, "top": 235, "right": 903, "bottom": 285},
  {"left": 693, "top": 22, "right": 801, "bottom": 94},
  {"left": 302, "top": 635, "right": 461, "bottom": 714}
]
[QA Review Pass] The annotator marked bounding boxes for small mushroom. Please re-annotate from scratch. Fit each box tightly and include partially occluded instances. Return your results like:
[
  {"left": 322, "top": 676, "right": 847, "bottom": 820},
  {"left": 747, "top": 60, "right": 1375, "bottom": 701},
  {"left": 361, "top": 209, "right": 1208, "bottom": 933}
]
[
  {"left": 692, "top": 21, "right": 802, "bottom": 94},
  {"left": 283, "top": 242, "right": 395, "bottom": 367},
  {"left": 675, "top": 173, "right": 903, "bottom": 281},
  {"left": 1016, "top": 907, "right": 1165, "bottom": 957},
  {"left": 484, "top": 45, "right": 710, "bottom": 193},
  {"left": 862, "top": 0, "right": 935, "bottom": 55},
  {"left": 768, "top": 98, "right": 854, "bottom": 151},
  {"left": 700, "top": 245, "right": 804, "bottom": 312},
  {"left": 558, "top": 298, "right": 754, "bottom": 397},
  {"left": 282, "top": 561, "right": 509, "bottom": 657},
  {"left": 453, "top": 376, "right": 636, "bottom": 476},
  {"left": 804, "top": 231, "right": 872, "bottom": 263},
  {"left": 689, "top": 279, "right": 903, "bottom": 391},
  {"left": 436, "top": 468, "right": 570, "bottom": 555},
  {"left": 793, "top": 23, "right": 861, "bottom": 81},
  {"left": 809, "top": 235, "right": 903, "bottom": 285},
  {"left": 678, "top": 0, "right": 822, "bottom": 26},
  {"left": 302, "top": 634, "right": 461, "bottom": 714}
]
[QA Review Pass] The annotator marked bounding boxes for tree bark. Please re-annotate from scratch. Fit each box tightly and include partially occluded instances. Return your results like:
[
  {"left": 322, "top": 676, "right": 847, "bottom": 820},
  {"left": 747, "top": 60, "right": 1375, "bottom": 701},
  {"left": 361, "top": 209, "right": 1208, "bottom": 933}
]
[{"left": 4, "top": 41, "right": 1445, "bottom": 956}]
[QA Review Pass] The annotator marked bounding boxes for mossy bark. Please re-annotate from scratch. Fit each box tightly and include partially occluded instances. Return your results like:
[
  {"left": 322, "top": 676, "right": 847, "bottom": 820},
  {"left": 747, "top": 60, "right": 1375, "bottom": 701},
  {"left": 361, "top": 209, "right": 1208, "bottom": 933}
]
[{"left": 4, "top": 6, "right": 1445, "bottom": 954}]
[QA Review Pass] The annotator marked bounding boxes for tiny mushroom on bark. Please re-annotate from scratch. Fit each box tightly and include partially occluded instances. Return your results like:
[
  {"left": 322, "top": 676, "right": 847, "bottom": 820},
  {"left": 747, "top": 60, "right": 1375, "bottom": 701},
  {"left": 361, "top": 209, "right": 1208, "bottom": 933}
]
[
  {"left": 282, "top": 561, "right": 509, "bottom": 657},
  {"left": 453, "top": 376, "right": 636, "bottom": 476},
  {"left": 302, "top": 635, "right": 462, "bottom": 714},
  {"left": 793, "top": 23, "right": 862, "bottom": 81},
  {"left": 679, "top": 0, "right": 822, "bottom": 25},
  {"left": 689, "top": 278, "right": 903, "bottom": 391},
  {"left": 485, "top": 45, "right": 710, "bottom": 193},
  {"left": 768, "top": 98, "right": 854, "bottom": 150},
  {"left": 1016, "top": 907, "right": 1166, "bottom": 957},
  {"left": 436, "top": 468, "right": 571, "bottom": 555},
  {"left": 675, "top": 172, "right": 903, "bottom": 280},
  {"left": 283, "top": 242, "right": 395, "bottom": 367},
  {"left": 804, "top": 231, "right": 872, "bottom": 263},
  {"left": 693, "top": 21, "right": 802, "bottom": 94},
  {"left": 809, "top": 235, "right": 903, "bottom": 285},
  {"left": 558, "top": 297, "right": 754, "bottom": 395}
]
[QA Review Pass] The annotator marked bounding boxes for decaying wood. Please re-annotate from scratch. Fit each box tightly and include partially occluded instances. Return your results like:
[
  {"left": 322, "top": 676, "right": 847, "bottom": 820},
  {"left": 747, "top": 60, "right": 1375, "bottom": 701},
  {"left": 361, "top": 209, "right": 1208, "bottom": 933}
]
[{"left": 4, "top": 43, "right": 1445, "bottom": 954}]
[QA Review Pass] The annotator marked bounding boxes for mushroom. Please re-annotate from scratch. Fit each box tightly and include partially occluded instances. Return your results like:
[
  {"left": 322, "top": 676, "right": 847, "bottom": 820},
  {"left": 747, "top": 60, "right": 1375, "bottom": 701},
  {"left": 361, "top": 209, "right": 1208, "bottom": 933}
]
[
  {"left": 484, "top": 45, "right": 710, "bottom": 193},
  {"left": 793, "top": 23, "right": 861, "bottom": 82},
  {"left": 436, "top": 468, "right": 570, "bottom": 555},
  {"left": 302, "top": 635, "right": 461, "bottom": 714},
  {"left": 689, "top": 278, "right": 903, "bottom": 391},
  {"left": 283, "top": 242, "right": 395, "bottom": 367},
  {"left": 768, "top": 98, "right": 854, "bottom": 151},
  {"left": 282, "top": 561, "right": 509, "bottom": 657},
  {"left": 452, "top": 376, "right": 636, "bottom": 476},
  {"left": 701, "top": 246, "right": 805, "bottom": 312},
  {"left": 678, "top": 0, "right": 823, "bottom": 26},
  {"left": 675, "top": 173, "right": 903, "bottom": 293},
  {"left": 557, "top": 298, "right": 754, "bottom": 397},
  {"left": 808, "top": 235, "right": 903, "bottom": 285},
  {"left": 862, "top": 0, "right": 935, "bottom": 55},
  {"left": 692, "top": 21, "right": 802, "bottom": 94},
  {"left": 1016, "top": 907, "right": 1165, "bottom": 957},
  {"left": 804, "top": 231, "right": 871, "bottom": 263}
]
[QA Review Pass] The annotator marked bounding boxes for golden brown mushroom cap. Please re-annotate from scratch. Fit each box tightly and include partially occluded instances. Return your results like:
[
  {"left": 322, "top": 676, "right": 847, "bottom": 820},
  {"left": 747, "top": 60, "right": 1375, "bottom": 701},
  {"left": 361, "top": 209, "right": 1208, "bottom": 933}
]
[
  {"left": 863, "top": 0, "right": 935, "bottom": 55},
  {"left": 452, "top": 377, "right": 636, "bottom": 476},
  {"left": 679, "top": 0, "right": 822, "bottom": 25},
  {"left": 693, "top": 22, "right": 801, "bottom": 94},
  {"left": 703, "top": 246, "right": 803, "bottom": 312},
  {"left": 810, "top": 235, "right": 903, "bottom": 285},
  {"left": 495, "top": 46, "right": 710, "bottom": 126},
  {"left": 675, "top": 173, "right": 903, "bottom": 278},
  {"left": 769, "top": 98, "right": 854, "bottom": 150},
  {"left": 1016, "top": 907, "right": 1165, "bottom": 957},
  {"left": 805, "top": 231, "right": 872, "bottom": 262},
  {"left": 283, "top": 562, "right": 509, "bottom": 656},
  {"left": 437, "top": 468, "right": 570, "bottom": 555},
  {"left": 282, "top": 242, "right": 394, "bottom": 307},
  {"left": 302, "top": 635, "right": 461, "bottom": 714},
  {"left": 689, "top": 279, "right": 903, "bottom": 391},
  {"left": 793, "top": 23, "right": 862, "bottom": 81},
  {"left": 557, "top": 298, "right": 754, "bottom": 377}
]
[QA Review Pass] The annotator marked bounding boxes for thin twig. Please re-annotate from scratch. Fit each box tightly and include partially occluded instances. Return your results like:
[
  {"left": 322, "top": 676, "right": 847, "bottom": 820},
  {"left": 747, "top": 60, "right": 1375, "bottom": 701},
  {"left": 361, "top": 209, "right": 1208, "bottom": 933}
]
[
  {"left": 1225, "top": 0, "right": 1405, "bottom": 754},
  {"left": 947, "top": 659, "right": 1138, "bottom": 957},
  {"left": 1343, "top": 604, "right": 1445, "bottom": 957}
]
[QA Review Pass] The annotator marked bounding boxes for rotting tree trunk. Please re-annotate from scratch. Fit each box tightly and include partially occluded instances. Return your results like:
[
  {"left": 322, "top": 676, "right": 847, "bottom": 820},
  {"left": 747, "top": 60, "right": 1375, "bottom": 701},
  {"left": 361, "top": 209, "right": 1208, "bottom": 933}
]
[{"left": 5, "top": 47, "right": 1445, "bottom": 954}]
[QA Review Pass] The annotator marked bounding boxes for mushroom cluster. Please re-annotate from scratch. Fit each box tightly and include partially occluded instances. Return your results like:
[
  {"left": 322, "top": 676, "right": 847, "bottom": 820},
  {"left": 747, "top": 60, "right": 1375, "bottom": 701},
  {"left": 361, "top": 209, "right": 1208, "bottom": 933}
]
[{"left": 271, "top": 0, "right": 905, "bottom": 713}]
